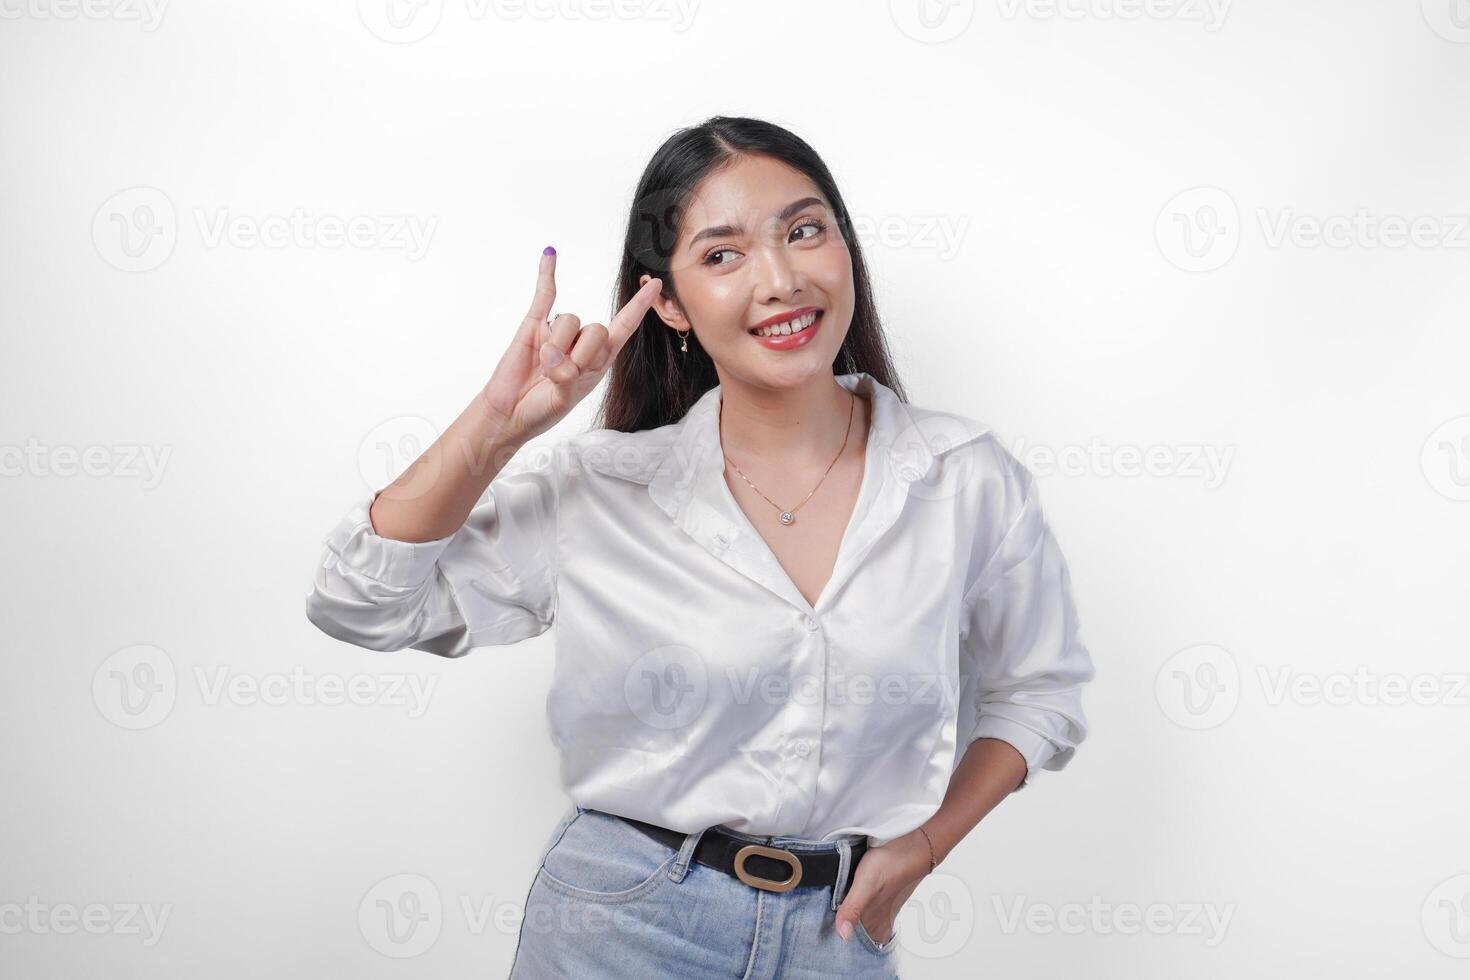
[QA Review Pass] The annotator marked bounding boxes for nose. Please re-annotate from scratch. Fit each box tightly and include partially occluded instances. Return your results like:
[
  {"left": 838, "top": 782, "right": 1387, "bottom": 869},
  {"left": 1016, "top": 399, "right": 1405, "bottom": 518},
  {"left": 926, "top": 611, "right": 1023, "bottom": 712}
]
[{"left": 750, "top": 235, "right": 802, "bottom": 303}]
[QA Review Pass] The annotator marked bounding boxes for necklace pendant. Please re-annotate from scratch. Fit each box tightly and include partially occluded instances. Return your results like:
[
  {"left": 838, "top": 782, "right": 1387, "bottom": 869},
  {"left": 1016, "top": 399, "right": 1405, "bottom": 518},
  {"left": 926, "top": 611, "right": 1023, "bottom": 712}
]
[{"left": 779, "top": 511, "right": 795, "bottom": 526}]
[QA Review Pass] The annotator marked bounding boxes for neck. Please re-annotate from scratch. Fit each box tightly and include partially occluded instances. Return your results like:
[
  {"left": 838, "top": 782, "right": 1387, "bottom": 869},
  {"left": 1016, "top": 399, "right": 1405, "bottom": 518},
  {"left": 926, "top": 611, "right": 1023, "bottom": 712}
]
[{"left": 715, "top": 372, "right": 863, "bottom": 466}]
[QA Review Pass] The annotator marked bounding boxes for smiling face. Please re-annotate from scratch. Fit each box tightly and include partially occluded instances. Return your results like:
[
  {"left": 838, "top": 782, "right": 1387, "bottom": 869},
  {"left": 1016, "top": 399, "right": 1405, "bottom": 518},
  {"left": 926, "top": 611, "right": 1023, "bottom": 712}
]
[{"left": 641, "top": 154, "right": 855, "bottom": 391}]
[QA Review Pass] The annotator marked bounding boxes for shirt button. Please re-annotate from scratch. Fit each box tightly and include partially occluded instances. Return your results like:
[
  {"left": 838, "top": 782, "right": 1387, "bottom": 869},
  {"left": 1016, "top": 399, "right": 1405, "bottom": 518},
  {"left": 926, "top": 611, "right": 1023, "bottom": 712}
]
[
  {"left": 802, "top": 614, "right": 818, "bottom": 631},
  {"left": 794, "top": 739, "right": 811, "bottom": 758}
]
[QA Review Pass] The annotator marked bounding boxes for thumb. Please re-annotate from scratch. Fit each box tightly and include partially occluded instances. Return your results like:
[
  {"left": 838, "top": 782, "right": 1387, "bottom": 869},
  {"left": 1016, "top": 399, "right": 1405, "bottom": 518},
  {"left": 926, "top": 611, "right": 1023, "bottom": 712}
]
[{"left": 834, "top": 878, "right": 876, "bottom": 942}]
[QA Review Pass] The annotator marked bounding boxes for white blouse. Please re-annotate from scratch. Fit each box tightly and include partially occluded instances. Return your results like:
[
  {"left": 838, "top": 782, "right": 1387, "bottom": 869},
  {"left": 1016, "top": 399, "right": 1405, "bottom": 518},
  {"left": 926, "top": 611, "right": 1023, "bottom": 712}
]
[{"left": 305, "top": 371, "right": 1095, "bottom": 848}]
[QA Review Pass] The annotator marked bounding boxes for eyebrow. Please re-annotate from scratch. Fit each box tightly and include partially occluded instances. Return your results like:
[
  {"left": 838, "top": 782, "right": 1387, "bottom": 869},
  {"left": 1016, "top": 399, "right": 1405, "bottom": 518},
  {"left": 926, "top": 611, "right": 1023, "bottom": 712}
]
[{"left": 686, "top": 196, "right": 828, "bottom": 249}]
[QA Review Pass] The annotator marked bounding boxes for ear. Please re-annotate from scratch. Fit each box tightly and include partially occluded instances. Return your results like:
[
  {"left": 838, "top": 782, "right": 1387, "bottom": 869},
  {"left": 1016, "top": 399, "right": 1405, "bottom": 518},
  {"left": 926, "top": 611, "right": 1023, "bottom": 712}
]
[{"left": 639, "top": 273, "right": 689, "bottom": 332}]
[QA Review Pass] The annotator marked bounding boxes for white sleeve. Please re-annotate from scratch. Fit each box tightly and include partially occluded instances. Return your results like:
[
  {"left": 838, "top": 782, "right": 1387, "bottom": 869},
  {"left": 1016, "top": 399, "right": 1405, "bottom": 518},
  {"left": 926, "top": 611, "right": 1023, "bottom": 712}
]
[
  {"left": 959, "top": 450, "right": 1095, "bottom": 789},
  {"left": 304, "top": 444, "right": 561, "bottom": 657}
]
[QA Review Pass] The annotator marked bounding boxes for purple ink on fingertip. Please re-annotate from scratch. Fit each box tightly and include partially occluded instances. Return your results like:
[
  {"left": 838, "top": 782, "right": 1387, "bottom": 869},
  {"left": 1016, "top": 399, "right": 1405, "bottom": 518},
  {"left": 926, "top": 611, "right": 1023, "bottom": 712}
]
[{"left": 543, "top": 245, "right": 556, "bottom": 256}]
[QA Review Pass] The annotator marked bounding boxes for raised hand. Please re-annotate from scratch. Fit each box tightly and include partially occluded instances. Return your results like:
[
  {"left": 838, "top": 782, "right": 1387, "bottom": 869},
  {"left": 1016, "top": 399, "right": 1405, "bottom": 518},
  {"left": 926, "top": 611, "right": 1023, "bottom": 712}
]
[{"left": 480, "top": 247, "right": 662, "bottom": 444}]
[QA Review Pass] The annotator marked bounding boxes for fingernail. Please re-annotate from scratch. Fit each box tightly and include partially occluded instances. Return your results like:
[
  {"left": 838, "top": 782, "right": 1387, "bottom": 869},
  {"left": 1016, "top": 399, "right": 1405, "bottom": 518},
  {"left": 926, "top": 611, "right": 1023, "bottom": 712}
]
[
  {"left": 837, "top": 921, "right": 852, "bottom": 941},
  {"left": 543, "top": 245, "right": 556, "bottom": 256},
  {"left": 542, "top": 343, "right": 564, "bottom": 366}
]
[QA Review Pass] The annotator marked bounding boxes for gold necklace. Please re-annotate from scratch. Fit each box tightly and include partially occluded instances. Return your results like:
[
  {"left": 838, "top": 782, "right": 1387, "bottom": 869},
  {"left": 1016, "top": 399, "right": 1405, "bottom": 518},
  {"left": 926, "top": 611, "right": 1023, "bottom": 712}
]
[{"left": 722, "top": 390, "right": 857, "bottom": 527}]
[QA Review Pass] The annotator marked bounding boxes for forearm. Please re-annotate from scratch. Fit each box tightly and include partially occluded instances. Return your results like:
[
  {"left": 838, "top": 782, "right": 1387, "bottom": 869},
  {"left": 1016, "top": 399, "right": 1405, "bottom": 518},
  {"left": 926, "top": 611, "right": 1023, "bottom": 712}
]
[
  {"left": 367, "top": 386, "right": 527, "bottom": 543},
  {"left": 917, "top": 737, "right": 1028, "bottom": 865}
]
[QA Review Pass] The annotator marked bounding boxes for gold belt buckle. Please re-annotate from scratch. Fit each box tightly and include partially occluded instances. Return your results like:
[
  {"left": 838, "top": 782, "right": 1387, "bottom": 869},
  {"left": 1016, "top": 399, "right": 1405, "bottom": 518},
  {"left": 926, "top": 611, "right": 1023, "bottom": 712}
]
[{"left": 733, "top": 843, "right": 803, "bottom": 893}]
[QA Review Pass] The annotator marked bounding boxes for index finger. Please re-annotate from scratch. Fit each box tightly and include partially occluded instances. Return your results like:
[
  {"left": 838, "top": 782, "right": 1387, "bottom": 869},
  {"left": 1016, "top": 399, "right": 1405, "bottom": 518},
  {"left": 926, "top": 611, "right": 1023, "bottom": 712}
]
[
  {"left": 605, "top": 276, "right": 663, "bottom": 353},
  {"left": 517, "top": 246, "right": 558, "bottom": 344}
]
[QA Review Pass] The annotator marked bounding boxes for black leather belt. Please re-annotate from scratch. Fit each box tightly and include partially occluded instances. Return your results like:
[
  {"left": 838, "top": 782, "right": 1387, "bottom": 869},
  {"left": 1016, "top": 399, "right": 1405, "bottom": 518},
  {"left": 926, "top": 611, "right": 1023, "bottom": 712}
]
[{"left": 613, "top": 812, "right": 868, "bottom": 895}]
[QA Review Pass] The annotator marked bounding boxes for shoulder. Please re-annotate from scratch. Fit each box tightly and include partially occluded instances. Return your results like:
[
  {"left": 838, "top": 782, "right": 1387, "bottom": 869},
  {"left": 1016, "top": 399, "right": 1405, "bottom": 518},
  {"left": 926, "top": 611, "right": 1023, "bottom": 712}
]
[
  {"left": 895, "top": 398, "right": 1033, "bottom": 499},
  {"left": 901, "top": 402, "right": 1056, "bottom": 595}
]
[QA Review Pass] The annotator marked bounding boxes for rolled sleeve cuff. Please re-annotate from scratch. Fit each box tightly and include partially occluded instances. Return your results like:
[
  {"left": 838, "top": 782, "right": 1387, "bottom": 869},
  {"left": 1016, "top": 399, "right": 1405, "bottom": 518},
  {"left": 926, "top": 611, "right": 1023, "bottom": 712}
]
[
  {"left": 968, "top": 712, "right": 1061, "bottom": 790},
  {"left": 322, "top": 490, "right": 455, "bottom": 590}
]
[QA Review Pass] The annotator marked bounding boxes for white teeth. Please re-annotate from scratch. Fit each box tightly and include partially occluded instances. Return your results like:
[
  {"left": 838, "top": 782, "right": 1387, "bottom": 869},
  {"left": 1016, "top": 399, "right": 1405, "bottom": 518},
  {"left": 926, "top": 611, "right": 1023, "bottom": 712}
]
[{"left": 754, "top": 312, "right": 818, "bottom": 337}]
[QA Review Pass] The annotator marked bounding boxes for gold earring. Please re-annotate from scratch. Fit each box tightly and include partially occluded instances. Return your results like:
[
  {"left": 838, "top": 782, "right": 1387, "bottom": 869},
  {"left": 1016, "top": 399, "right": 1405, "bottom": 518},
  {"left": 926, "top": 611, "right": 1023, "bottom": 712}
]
[{"left": 677, "top": 328, "right": 689, "bottom": 354}]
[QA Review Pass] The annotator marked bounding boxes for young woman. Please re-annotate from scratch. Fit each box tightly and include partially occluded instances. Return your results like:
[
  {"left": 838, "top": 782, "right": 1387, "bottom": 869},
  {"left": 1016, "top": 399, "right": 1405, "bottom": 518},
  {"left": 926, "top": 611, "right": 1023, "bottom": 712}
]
[{"left": 306, "top": 116, "right": 1096, "bottom": 978}]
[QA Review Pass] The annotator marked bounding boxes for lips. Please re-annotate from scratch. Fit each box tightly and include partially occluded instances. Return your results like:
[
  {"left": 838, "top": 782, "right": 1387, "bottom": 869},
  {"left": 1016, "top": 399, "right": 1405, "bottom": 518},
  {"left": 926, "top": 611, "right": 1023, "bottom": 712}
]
[
  {"left": 749, "top": 307, "right": 824, "bottom": 333},
  {"left": 752, "top": 310, "right": 823, "bottom": 337},
  {"left": 749, "top": 310, "right": 823, "bottom": 351}
]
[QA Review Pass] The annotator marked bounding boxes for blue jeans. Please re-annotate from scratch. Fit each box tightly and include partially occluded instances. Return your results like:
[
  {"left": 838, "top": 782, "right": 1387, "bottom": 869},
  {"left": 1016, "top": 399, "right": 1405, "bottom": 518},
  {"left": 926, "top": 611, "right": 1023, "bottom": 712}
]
[{"left": 508, "top": 804, "right": 902, "bottom": 978}]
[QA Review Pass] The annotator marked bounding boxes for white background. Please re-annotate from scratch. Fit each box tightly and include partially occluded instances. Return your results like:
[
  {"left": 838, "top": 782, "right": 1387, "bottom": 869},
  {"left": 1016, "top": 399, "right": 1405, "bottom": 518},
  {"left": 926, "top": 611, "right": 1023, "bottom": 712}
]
[{"left": 2, "top": 0, "right": 1468, "bottom": 976}]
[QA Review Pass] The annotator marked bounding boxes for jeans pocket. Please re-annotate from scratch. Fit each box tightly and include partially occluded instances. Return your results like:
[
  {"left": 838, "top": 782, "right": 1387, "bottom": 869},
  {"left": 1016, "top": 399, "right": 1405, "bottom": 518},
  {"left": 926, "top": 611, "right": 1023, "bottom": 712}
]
[
  {"left": 535, "top": 808, "right": 680, "bottom": 905},
  {"left": 854, "top": 916, "right": 900, "bottom": 955}
]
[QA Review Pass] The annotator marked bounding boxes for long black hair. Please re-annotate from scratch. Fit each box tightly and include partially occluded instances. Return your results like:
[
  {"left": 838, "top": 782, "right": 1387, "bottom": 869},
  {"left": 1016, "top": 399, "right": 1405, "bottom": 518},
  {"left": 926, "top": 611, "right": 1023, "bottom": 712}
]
[{"left": 593, "top": 115, "right": 908, "bottom": 433}]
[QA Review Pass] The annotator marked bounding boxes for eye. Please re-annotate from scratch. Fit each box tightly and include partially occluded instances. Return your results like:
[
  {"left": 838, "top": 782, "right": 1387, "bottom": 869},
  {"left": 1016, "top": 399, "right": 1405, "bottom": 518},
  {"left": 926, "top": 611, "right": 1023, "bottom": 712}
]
[
  {"left": 701, "top": 218, "right": 827, "bottom": 267},
  {"left": 791, "top": 218, "right": 827, "bottom": 242}
]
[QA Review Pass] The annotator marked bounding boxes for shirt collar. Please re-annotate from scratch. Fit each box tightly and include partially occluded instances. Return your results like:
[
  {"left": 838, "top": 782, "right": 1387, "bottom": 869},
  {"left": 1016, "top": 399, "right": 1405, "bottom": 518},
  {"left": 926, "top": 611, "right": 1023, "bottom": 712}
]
[
  {"left": 633, "top": 371, "right": 966, "bottom": 614},
  {"left": 646, "top": 371, "right": 937, "bottom": 521}
]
